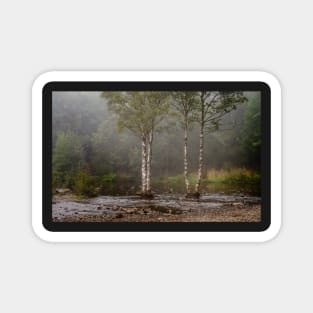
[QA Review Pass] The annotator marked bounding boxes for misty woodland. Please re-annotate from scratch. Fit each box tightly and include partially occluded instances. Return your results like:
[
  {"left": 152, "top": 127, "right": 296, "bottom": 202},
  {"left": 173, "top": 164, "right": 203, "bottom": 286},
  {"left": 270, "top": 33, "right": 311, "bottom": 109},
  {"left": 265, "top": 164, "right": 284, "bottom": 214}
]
[{"left": 52, "top": 91, "right": 262, "bottom": 222}]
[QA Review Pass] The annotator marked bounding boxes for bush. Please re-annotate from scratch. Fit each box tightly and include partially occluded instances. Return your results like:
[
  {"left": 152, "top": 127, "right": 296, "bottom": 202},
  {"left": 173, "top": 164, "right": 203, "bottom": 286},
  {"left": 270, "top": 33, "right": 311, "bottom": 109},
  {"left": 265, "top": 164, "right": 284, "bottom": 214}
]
[
  {"left": 73, "top": 171, "right": 97, "bottom": 197},
  {"left": 99, "top": 173, "right": 117, "bottom": 183}
]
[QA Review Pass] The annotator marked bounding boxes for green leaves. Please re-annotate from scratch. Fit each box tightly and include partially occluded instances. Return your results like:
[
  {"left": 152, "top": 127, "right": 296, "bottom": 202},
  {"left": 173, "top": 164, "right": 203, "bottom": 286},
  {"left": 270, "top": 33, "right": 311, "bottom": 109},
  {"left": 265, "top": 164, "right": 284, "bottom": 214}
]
[
  {"left": 196, "top": 91, "right": 247, "bottom": 131},
  {"left": 171, "top": 91, "right": 199, "bottom": 127},
  {"left": 53, "top": 131, "right": 84, "bottom": 173},
  {"left": 103, "top": 91, "right": 171, "bottom": 137},
  {"left": 240, "top": 92, "right": 261, "bottom": 167}
]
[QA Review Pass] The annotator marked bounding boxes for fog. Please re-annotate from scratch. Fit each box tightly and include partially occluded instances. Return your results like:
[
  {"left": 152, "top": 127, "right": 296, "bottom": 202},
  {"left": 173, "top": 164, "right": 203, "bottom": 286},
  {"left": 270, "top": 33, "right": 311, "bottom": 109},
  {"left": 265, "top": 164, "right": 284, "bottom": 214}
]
[{"left": 52, "top": 91, "right": 260, "bottom": 180}]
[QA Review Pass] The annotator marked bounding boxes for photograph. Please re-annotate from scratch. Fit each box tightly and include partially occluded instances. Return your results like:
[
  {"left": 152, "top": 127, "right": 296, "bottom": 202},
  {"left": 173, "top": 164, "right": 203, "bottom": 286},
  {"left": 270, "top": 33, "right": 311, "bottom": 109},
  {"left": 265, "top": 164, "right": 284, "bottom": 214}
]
[{"left": 52, "top": 90, "right": 262, "bottom": 223}]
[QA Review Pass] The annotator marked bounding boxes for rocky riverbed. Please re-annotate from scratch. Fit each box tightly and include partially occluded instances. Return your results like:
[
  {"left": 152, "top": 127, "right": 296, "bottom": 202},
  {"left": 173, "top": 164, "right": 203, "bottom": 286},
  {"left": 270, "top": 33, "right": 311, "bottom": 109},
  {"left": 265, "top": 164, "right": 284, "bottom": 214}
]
[{"left": 52, "top": 193, "right": 261, "bottom": 222}]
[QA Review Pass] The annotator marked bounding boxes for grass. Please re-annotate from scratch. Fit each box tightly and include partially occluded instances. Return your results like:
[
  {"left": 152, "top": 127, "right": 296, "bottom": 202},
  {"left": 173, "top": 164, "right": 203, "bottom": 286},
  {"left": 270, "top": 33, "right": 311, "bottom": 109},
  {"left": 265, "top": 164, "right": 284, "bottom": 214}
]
[
  {"left": 54, "top": 168, "right": 261, "bottom": 197},
  {"left": 206, "top": 168, "right": 260, "bottom": 186},
  {"left": 152, "top": 168, "right": 260, "bottom": 194}
]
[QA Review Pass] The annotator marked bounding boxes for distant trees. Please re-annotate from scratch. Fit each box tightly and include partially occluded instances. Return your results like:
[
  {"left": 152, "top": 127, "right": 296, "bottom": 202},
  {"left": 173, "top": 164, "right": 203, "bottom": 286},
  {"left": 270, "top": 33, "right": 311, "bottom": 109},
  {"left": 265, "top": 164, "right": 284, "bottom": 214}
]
[
  {"left": 102, "top": 92, "right": 170, "bottom": 197},
  {"left": 240, "top": 93, "right": 261, "bottom": 168},
  {"left": 90, "top": 118, "right": 138, "bottom": 175},
  {"left": 52, "top": 131, "right": 84, "bottom": 188}
]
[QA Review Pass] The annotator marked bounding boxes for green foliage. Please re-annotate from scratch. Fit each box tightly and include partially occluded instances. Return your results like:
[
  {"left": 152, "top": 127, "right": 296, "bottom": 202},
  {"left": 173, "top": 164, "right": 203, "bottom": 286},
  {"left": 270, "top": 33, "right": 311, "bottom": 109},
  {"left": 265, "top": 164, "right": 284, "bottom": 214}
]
[
  {"left": 103, "top": 91, "right": 171, "bottom": 137},
  {"left": 52, "top": 131, "right": 84, "bottom": 186},
  {"left": 91, "top": 119, "right": 140, "bottom": 175},
  {"left": 206, "top": 168, "right": 260, "bottom": 186},
  {"left": 96, "top": 173, "right": 118, "bottom": 194},
  {"left": 72, "top": 171, "right": 97, "bottom": 197},
  {"left": 53, "top": 131, "right": 84, "bottom": 172},
  {"left": 152, "top": 168, "right": 260, "bottom": 194},
  {"left": 100, "top": 173, "right": 117, "bottom": 182},
  {"left": 171, "top": 92, "right": 199, "bottom": 127},
  {"left": 241, "top": 93, "right": 261, "bottom": 167},
  {"left": 152, "top": 173, "right": 198, "bottom": 193},
  {"left": 197, "top": 91, "right": 248, "bottom": 131}
]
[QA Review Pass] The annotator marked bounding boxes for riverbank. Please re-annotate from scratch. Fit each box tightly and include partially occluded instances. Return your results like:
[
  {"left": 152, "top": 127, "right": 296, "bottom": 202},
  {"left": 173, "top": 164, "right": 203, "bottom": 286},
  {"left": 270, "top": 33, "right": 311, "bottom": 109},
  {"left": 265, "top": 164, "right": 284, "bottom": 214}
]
[{"left": 52, "top": 193, "right": 261, "bottom": 223}]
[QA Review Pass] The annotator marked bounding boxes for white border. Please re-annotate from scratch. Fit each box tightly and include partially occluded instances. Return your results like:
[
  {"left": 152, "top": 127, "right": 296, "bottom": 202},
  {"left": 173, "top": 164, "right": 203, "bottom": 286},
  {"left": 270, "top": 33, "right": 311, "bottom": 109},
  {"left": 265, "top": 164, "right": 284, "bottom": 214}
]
[{"left": 32, "top": 71, "right": 281, "bottom": 242}]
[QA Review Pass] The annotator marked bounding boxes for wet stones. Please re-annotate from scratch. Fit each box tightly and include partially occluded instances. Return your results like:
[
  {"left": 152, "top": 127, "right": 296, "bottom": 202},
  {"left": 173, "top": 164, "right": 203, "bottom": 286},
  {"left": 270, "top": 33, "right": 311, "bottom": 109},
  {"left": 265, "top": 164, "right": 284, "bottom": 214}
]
[
  {"left": 185, "top": 192, "right": 200, "bottom": 199},
  {"left": 121, "top": 208, "right": 136, "bottom": 214},
  {"left": 136, "top": 192, "right": 155, "bottom": 199},
  {"left": 52, "top": 193, "right": 262, "bottom": 222},
  {"left": 55, "top": 188, "right": 71, "bottom": 194}
]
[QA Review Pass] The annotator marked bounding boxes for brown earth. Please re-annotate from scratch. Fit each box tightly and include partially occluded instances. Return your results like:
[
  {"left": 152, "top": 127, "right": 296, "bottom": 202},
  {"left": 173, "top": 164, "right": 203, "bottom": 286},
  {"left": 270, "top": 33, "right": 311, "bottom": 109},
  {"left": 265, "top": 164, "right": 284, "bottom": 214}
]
[{"left": 53, "top": 203, "right": 261, "bottom": 223}]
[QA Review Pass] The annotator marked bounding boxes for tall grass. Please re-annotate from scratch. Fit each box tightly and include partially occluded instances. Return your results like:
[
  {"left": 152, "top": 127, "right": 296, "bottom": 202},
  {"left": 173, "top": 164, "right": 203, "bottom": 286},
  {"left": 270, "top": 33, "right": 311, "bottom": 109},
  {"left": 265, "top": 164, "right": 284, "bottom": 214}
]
[
  {"left": 54, "top": 168, "right": 260, "bottom": 197},
  {"left": 206, "top": 168, "right": 260, "bottom": 185},
  {"left": 152, "top": 168, "right": 260, "bottom": 194}
]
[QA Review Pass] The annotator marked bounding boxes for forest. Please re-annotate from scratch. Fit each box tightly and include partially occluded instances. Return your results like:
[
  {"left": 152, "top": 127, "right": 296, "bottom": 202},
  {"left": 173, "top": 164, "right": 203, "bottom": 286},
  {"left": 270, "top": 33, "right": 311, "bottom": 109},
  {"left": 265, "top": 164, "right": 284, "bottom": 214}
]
[{"left": 52, "top": 90, "right": 262, "bottom": 222}]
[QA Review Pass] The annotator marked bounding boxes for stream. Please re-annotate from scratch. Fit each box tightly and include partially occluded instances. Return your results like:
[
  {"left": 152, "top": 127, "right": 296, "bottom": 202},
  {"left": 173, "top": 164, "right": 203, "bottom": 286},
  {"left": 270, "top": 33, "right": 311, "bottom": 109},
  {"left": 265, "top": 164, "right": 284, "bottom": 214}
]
[{"left": 52, "top": 192, "right": 261, "bottom": 221}]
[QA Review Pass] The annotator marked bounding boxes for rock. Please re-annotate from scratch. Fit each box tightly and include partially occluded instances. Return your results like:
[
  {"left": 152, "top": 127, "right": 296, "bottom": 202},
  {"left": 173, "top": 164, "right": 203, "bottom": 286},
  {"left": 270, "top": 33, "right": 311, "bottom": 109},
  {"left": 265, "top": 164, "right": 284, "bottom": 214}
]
[
  {"left": 137, "top": 192, "right": 155, "bottom": 199},
  {"left": 185, "top": 192, "right": 200, "bottom": 199},
  {"left": 55, "top": 188, "right": 71, "bottom": 194},
  {"left": 115, "top": 213, "right": 123, "bottom": 219},
  {"left": 123, "top": 208, "right": 135, "bottom": 214}
]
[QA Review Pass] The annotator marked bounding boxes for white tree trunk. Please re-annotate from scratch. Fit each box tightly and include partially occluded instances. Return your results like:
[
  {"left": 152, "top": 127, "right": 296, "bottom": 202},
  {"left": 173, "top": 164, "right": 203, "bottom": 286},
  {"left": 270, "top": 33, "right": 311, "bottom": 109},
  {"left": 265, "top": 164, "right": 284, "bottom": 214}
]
[
  {"left": 146, "top": 131, "right": 153, "bottom": 193},
  {"left": 195, "top": 123, "right": 204, "bottom": 194},
  {"left": 184, "top": 119, "right": 190, "bottom": 194},
  {"left": 141, "top": 137, "right": 147, "bottom": 193},
  {"left": 195, "top": 100, "right": 205, "bottom": 194}
]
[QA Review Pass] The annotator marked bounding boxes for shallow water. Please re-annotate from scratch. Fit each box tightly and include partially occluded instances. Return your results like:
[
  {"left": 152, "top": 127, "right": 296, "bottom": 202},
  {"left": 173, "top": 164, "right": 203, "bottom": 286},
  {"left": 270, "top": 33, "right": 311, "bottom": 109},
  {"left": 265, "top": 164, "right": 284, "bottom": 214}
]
[{"left": 52, "top": 193, "right": 261, "bottom": 219}]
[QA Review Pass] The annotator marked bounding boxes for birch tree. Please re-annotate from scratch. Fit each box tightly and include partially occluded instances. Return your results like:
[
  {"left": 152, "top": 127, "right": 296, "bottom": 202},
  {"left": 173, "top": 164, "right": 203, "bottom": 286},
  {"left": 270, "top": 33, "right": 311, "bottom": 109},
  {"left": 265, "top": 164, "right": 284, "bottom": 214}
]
[
  {"left": 102, "top": 92, "right": 170, "bottom": 197},
  {"left": 172, "top": 92, "right": 198, "bottom": 194},
  {"left": 194, "top": 91, "right": 247, "bottom": 196}
]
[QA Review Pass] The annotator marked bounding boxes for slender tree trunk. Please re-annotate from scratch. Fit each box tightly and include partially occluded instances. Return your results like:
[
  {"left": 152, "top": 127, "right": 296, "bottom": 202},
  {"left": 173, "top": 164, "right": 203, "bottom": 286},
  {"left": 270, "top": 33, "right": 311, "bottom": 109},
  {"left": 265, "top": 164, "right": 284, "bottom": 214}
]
[
  {"left": 141, "top": 136, "right": 147, "bottom": 194},
  {"left": 184, "top": 117, "right": 190, "bottom": 194},
  {"left": 195, "top": 99, "right": 205, "bottom": 195},
  {"left": 146, "top": 131, "right": 153, "bottom": 193}
]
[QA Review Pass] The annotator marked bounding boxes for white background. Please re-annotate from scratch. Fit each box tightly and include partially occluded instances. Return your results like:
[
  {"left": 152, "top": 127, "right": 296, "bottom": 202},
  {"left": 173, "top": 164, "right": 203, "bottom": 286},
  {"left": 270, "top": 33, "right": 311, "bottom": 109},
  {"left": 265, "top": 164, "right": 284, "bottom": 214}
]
[{"left": 0, "top": 0, "right": 311, "bottom": 312}]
